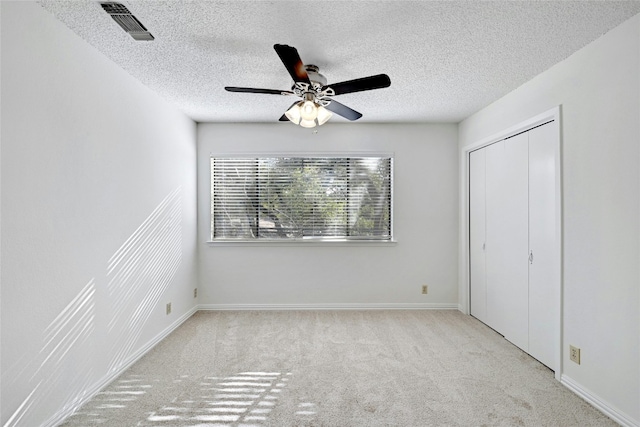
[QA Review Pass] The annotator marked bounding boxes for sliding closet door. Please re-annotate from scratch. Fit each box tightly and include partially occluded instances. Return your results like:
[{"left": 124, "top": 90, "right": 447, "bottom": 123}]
[
  {"left": 469, "top": 149, "right": 487, "bottom": 323},
  {"left": 484, "top": 142, "right": 503, "bottom": 333},
  {"left": 528, "top": 122, "right": 558, "bottom": 369},
  {"left": 485, "top": 134, "right": 529, "bottom": 351},
  {"left": 469, "top": 117, "right": 559, "bottom": 369}
]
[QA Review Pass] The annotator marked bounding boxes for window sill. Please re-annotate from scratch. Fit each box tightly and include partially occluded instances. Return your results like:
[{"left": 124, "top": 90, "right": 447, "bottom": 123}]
[{"left": 206, "top": 239, "right": 397, "bottom": 247}]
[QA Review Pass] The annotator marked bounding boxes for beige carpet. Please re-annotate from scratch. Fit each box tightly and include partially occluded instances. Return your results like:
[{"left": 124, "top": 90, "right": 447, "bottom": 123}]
[{"left": 60, "top": 310, "right": 615, "bottom": 426}]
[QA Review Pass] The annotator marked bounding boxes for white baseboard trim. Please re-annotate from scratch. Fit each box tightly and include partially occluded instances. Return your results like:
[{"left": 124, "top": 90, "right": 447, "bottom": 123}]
[
  {"left": 561, "top": 374, "right": 638, "bottom": 427},
  {"left": 44, "top": 306, "right": 198, "bottom": 427},
  {"left": 198, "top": 303, "right": 459, "bottom": 311}
]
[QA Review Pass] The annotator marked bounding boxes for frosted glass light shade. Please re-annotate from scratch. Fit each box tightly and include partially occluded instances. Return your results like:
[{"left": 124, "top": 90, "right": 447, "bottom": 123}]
[
  {"left": 285, "top": 103, "right": 302, "bottom": 124},
  {"left": 299, "top": 119, "right": 316, "bottom": 128},
  {"left": 300, "top": 100, "right": 318, "bottom": 121},
  {"left": 317, "top": 106, "right": 332, "bottom": 126}
]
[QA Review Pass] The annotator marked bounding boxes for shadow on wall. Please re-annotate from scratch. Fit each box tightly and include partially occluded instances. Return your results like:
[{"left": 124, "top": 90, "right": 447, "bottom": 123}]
[{"left": 2, "top": 187, "right": 183, "bottom": 427}]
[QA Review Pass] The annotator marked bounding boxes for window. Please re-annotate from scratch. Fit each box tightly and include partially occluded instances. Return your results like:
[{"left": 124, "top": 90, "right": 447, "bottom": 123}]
[{"left": 210, "top": 155, "right": 392, "bottom": 241}]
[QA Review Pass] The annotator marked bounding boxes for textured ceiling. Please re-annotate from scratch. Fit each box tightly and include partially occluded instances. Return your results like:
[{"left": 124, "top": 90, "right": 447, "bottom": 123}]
[{"left": 39, "top": 1, "right": 640, "bottom": 123}]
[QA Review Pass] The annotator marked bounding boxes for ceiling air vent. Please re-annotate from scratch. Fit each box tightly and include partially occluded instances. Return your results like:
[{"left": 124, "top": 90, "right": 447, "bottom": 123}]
[{"left": 100, "top": 2, "right": 154, "bottom": 41}]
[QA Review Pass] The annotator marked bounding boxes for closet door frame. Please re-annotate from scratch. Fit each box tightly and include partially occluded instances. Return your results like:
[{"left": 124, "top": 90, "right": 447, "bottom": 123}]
[{"left": 461, "top": 106, "right": 562, "bottom": 381}]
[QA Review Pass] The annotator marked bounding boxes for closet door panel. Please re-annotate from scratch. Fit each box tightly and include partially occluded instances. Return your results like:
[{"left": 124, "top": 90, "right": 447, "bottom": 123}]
[
  {"left": 486, "top": 134, "right": 529, "bottom": 351},
  {"left": 528, "top": 122, "right": 558, "bottom": 369},
  {"left": 485, "top": 141, "right": 506, "bottom": 333},
  {"left": 505, "top": 134, "right": 531, "bottom": 352},
  {"left": 469, "top": 149, "right": 487, "bottom": 323}
]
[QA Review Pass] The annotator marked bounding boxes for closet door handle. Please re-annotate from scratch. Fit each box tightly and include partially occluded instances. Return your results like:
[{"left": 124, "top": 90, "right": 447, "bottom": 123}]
[
  {"left": 529, "top": 250, "right": 533, "bottom": 264},
  {"left": 482, "top": 243, "right": 486, "bottom": 251}
]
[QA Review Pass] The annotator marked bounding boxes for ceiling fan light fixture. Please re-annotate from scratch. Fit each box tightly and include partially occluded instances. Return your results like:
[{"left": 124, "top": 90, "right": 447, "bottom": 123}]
[
  {"left": 317, "top": 106, "right": 332, "bottom": 126},
  {"left": 285, "top": 103, "right": 302, "bottom": 124},
  {"left": 299, "top": 118, "right": 317, "bottom": 128},
  {"left": 300, "top": 100, "right": 319, "bottom": 121},
  {"left": 286, "top": 98, "right": 331, "bottom": 128}
]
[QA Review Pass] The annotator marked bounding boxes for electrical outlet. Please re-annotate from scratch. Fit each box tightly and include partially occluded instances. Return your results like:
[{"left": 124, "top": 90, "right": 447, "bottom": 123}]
[
  {"left": 421, "top": 285, "right": 428, "bottom": 294},
  {"left": 166, "top": 302, "right": 172, "bottom": 315},
  {"left": 569, "top": 345, "right": 580, "bottom": 365},
  {"left": 194, "top": 288, "right": 198, "bottom": 298}
]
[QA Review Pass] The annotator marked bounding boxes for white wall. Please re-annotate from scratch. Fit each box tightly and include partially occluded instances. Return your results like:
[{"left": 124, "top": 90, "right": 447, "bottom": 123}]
[
  {"left": 1, "top": 3, "right": 197, "bottom": 426},
  {"left": 198, "top": 123, "right": 458, "bottom": 308},
  {"left": 459, "top": 14, "right": 639, "bottom": 425}
]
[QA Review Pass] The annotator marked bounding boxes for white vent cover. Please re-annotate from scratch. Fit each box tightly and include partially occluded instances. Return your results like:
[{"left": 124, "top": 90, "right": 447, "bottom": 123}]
[{"left": 100, "top": 2, "right": 154, "bottom": 41}]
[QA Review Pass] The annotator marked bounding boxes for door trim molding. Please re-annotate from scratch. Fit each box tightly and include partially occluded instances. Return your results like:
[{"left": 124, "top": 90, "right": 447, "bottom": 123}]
[{"left": 460, "top": 106, "right": 563, "bottom": 381}]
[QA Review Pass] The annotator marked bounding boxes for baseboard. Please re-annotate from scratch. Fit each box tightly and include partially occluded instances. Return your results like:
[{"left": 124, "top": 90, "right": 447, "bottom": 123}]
[
  {"left": 44, "top": 305, "right": 198, "bottom": 427},
  {"left": 561, "top": 374, "right": 639, "bottom": 427},
  {"left": 198, "top": 302, "right": 459, "bottom": 311}
]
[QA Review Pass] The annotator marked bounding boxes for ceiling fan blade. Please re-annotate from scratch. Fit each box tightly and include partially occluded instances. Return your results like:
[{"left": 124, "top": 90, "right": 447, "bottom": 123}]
[
  {"left": 325, "top": 100, "right": 363, "bottom": 121},
  {"left": 225, "top": 87, "right": 294, "bottom": 95},
  {"left": 273, "top": 44, "right": 311, "bottom": 84},
  {"left": 324, "top": 74, "right": 391, "bottom": 96}
]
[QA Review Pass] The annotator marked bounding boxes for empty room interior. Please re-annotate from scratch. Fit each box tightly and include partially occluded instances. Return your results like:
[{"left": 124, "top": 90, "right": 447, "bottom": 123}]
[{"left": 1, "top": 1, "right": 639, "bottom": 426}]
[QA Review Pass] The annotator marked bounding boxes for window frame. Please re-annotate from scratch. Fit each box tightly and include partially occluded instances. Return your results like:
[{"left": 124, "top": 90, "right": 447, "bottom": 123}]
[{"left": 208, "top": 152, "right": 395, "bottom": 244}]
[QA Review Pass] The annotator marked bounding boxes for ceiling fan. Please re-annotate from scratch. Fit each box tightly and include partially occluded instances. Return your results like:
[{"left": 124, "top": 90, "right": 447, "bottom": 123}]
[{"left": 225, "top": 44, "right": 391, "bottom": 128}]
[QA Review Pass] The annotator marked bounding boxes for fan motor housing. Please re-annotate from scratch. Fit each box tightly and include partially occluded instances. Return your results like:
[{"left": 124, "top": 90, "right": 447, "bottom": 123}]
[{"left": 303, "top": 65, "right": 327, "bottom": 86}]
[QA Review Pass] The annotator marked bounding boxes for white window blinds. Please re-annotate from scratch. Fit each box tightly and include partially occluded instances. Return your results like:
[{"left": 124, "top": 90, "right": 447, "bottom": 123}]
[{"left": 211, "top": 156, "right": 392, "bottom": 241}]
